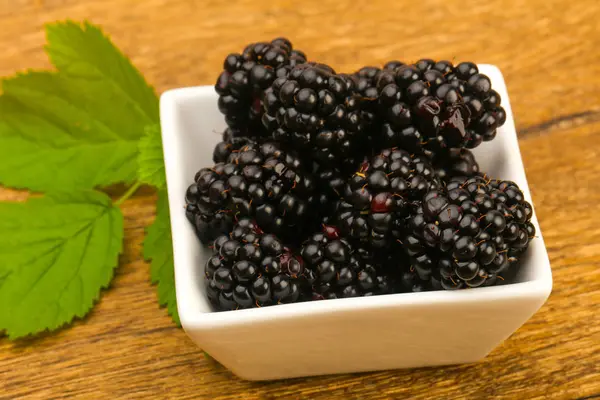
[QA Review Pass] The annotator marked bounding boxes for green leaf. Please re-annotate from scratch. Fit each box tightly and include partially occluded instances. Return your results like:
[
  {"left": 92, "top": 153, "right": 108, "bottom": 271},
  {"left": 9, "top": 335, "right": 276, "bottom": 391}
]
[
  {"left": 138, "top": 124, "right": 166, "bottom": 189},
  {"left": 0, "top": 190, "right": 124, "bottom": 339},
  {"left": 0, "top": 20, "right": 160, "bottom": 192},
  {"left": 144, "top": 189, "right": 180, "bottom": 326},
  {"left": 45, "top": 20, "right": 159, "bottom": 124},
  {"left": 0, "top": 73, "right": 140, "bottom": 191}
]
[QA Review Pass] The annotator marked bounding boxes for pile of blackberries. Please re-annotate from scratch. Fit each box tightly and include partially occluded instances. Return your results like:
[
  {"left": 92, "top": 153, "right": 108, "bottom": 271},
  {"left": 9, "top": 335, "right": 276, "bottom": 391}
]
[{"left": 185, "top": 38, "right": 535, "bottom": 311}]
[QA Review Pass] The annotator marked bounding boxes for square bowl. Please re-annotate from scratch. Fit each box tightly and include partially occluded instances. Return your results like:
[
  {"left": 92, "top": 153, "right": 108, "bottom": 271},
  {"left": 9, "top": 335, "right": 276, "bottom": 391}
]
[{"left": 160, "top": 64, "right": 552, "bottom": 381}]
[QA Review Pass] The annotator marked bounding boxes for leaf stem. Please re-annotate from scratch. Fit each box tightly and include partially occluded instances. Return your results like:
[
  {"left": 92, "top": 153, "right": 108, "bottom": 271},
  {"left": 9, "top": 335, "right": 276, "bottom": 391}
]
[{"left": 114, "top": 181, "right": 142, "bottom": 206}]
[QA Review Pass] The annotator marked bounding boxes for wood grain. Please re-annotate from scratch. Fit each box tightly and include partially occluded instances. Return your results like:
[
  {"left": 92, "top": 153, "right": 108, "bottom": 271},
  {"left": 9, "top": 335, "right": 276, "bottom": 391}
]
[{"left": 1, "top": 0, "right": 599, "bottom": 398}]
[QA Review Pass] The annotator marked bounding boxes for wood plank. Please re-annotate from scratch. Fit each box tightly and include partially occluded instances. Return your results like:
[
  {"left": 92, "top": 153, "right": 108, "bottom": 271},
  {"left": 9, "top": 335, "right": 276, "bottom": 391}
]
[{"left": 1, "top": 0, "right": 599, "bottom": 398}]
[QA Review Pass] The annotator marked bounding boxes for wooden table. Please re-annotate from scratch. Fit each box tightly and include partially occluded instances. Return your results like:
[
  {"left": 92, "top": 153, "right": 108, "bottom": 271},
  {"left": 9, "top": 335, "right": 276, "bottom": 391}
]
[{"left": 1, "top": 1, "right": 599, "bottom": 398}]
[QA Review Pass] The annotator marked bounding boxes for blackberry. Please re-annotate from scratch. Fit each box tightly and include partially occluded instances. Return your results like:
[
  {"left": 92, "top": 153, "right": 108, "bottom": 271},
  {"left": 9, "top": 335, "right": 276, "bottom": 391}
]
[
  {"left": 262, "top": 63, "right": 368, "bottom": 167},
  {"left": 401, "top": 175, "right": 535, "bottom": 290},
  {"left": 373, "top": 64, "right": 429, "bottom": 153},
  {"left": 185, "top": 142, "right": 317, "bottom": 243},
  {"left": 215, "top": 38, "right": 307, "bottom": 139},
  {"left": 335, "top": 148, "right": 441, "bottom": 249},
  {"left": 212, "top": 127, "right": 257, "bottom": 163},
  {"left": 300, "top": 225, "right": 393, "bottom": 299},
  {"left": 432, "top": 148, "right": 480, "bottom": 181},
  {"left": 352, "top": 63, "right": 403, "bottom": 146},
  {"left": 374, "top": 60, "right": 506, "bottom": 153},
  {"left": 205, "top": 218, "right": 309, "bottom": 310}
]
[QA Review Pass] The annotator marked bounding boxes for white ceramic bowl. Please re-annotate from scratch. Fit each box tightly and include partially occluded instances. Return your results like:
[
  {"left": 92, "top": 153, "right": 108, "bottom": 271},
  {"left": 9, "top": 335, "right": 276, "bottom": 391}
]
[{"left": 160, "top": 64, "right": 552, "bottom": 381}]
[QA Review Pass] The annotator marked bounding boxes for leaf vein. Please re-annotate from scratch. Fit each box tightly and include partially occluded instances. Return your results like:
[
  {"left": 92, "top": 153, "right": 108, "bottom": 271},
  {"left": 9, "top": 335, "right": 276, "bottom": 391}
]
[
  {"left": 13, "top": 203, "right": 110, "bottom": 308},
  {"left": 55, "top": 223, "right": 94, "bottom": 322}
]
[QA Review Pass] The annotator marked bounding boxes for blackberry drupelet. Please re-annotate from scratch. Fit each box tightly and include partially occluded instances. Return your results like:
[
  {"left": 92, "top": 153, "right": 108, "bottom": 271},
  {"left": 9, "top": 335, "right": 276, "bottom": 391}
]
[
  {"left": 335, "top": 148, "right": 441, "bottom": 249},
  {"left": 215, "top": 38, "right": 307, "bottom": 139},
  {"left": 300, "top": 225, "right": 393, "bottom": 299},
  {"left": 432, "top": 148, "right": 480, "bottom": 180},
  {"left": 205, "top": 218, "right": 309, "bottom": 310},
  {"left": 401, "top": 175, "right": 535, "bottom": 290},
  {"left": 212, "top": 127, "right": 257, "bottom": 163},
  {"left": 261, "top": 63, "right": 368, "bottom": 167},
  {"left": 374, "top": 60, "right": 506, "bottom": 153},
  {"left": 185, "top": 142, "right": 317, "bottom": 243}
]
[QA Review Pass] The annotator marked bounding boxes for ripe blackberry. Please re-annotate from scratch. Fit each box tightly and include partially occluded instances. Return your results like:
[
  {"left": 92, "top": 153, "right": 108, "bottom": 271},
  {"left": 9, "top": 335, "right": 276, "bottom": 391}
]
[
  {"left": 401, "top": 175, "right": 535, "bottom": 290},
  {"left": 335, "top": 148, "right": 441, "bottom": 249},
  {"left": 432, "top": 148, "right": 480, "bottom": 181},
  {"left": 212, "top": 127, "right": 257, "bottom": 163},
  {"left": 352, "top": 63, "right": 404, "bottom": 145},
  {"left": 185, "top": 142, "right": 317, "bottom": 243},
  {"left": 262, "top": 63, "right": 368, "bottom": 167},
  {"left": 300, "top": 225, "right": 393, "bottom": 299},
  {"left": 215, "top": 38, "right": 307, "bottom": 138},
  {"left": 205, "top": 218, "right": 309, "bottom": 310},
  {"left": 374, "top": 60, "right": 506, "bottom": 153}
]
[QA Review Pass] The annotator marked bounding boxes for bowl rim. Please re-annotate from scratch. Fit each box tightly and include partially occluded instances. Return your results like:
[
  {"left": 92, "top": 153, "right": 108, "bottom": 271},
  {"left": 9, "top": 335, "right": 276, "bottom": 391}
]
[{"left": 160, "top": 64, "right": 553, "bottom": 329}]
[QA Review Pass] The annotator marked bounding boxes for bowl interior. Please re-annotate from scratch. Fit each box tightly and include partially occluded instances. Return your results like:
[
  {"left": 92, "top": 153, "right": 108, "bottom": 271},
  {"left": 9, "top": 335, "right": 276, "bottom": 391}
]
[{"left": 161, "top": 65, "right": 552, "bottom": 318}]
